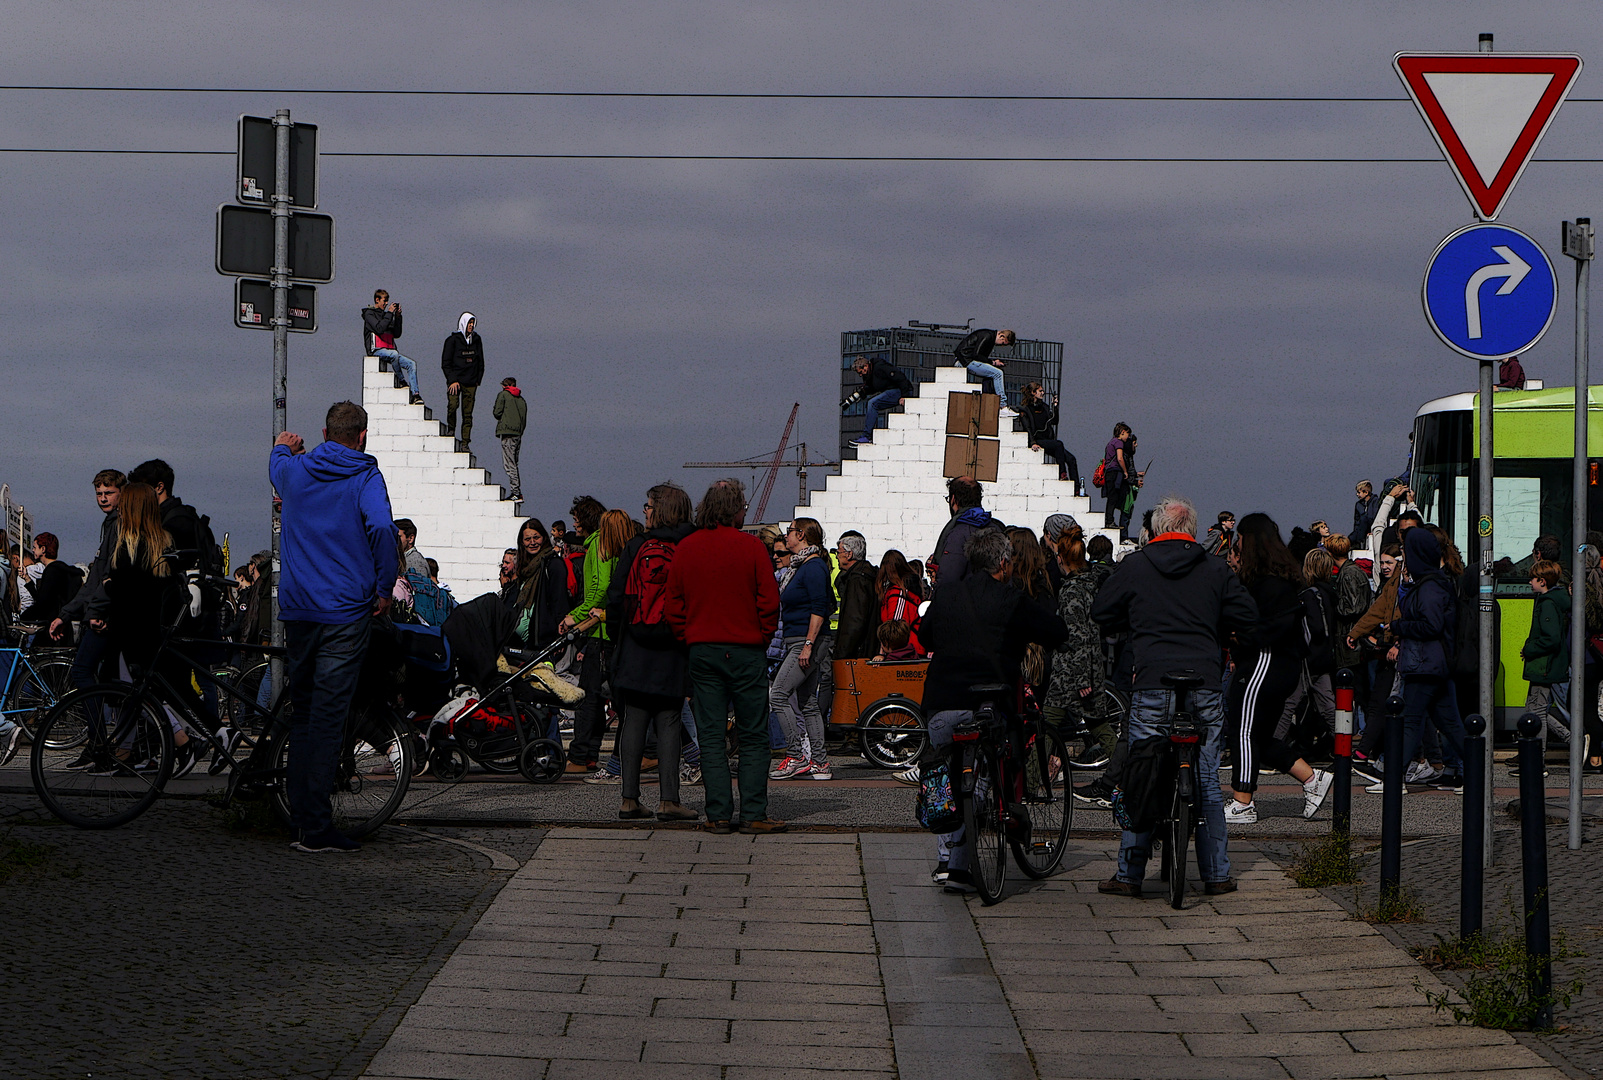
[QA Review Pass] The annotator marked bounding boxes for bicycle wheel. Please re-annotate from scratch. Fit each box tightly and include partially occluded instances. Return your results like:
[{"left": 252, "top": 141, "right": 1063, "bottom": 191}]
[
  {"left": 1167, "top": 784, "right": 1193, "bottom": 910},
  {"left": 859, "top": 697, "right": 926, "bottom": 769},
  {"left": 1012, "top": 724, "right": 1072, "bottom": 879},
  {"left": 964, "top": 741, "right": 1009, "bottom": 905},
  {"left": 269, "top": 706, "right": 413, "bottom": 838},
  {"left": 31, "top": 684, "right": 174, "bottom": 829},
  {"left": 10, "top": 656, "right": 76, "bottom": 745}
]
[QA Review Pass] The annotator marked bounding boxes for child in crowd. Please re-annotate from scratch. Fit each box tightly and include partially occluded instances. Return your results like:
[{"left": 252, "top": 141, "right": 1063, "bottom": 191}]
[{"left": 872, "top": 620, "right": 921, "bottom": 663}]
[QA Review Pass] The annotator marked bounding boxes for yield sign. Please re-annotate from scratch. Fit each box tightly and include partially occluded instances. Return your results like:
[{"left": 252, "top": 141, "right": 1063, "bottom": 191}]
[{"left": 1393, "top": 52, "right": 1582, "bottom": 220}]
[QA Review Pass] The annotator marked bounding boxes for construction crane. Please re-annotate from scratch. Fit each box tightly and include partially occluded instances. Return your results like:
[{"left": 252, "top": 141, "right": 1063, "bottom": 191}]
[{"left": 683, "top": 403, "right": 839, "bottom": 523}]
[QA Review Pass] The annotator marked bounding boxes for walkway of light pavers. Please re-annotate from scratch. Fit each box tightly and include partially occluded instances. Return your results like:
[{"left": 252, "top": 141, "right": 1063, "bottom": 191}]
[{"left": 360, "top": 828, "right": 1562, "bottom": 1080}]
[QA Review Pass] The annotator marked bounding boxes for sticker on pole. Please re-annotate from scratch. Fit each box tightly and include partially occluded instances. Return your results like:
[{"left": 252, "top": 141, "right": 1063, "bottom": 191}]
[
  {"left": 1423, "top": 222, "right": 1557, "bottom": 361},
  {"left": 1394, "top": 53, "right": 1581, "bottom": 221}
]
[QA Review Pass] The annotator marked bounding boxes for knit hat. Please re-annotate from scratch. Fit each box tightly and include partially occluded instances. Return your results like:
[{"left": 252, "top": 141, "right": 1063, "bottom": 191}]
[{"left": 1043, "top": 514, "right": 1079, "bottom": 540}]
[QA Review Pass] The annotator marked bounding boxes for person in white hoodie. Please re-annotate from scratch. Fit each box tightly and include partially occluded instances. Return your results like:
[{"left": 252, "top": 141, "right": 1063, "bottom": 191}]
[{"left": 440, "top": 312, "right": 486, "bottom": 446}]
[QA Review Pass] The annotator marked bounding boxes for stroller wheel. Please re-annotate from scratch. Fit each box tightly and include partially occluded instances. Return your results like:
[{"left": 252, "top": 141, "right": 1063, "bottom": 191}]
[
  {"left": 520, "top": 738, "right": 566, "bottom": 784},
  {"left": 431, "top": 743, "right": 469, "bottom": 783}
]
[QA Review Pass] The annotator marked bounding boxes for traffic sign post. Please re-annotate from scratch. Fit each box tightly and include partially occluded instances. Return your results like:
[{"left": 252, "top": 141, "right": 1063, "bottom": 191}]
[
  {"left": 1562, "top": 217, "right": 1593, "bottom": 852},
  {"left": 1398, "top": 35, "right": 1583, "bottom": 868},
  {"left": 1422, "top": 222, "right": 1558, "bottom": 360},
  {"left": 216, "top": 108, "right": 333, "bottom": 704}
]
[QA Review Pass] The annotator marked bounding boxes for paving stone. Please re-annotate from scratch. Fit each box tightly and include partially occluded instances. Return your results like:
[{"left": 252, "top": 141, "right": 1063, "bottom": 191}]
[
  {"left": 1341, "top": 1026, "right": 1518, "bottom": 1052},
  {"left": 728, "top": 1020, "right": 892, "bottom": 1046},
  {"left": 1184, "top": 1031, "right": 1354, "bottom": 1057},
  {"left": 1034, "top": 1054, "right": 1293, "bottom": 1079},
  {"left": 365, "top": 1049, "right": 550, "bottom": 1080},
  {"left": 1278, "top": 1043, "right": 1548, "bottom": 1077}
]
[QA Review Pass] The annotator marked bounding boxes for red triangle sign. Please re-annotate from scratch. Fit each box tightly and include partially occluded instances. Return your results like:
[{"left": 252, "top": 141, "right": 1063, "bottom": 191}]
[{"left": 1394, "top": 52, "right": 1582, "bottom": 220}]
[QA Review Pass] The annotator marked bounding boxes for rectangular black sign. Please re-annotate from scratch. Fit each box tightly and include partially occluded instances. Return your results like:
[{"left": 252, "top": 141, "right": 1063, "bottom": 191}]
[
  {"left": 238, "top": 115, "right": 318, "bottom": 209},
  {"left": 215, "top": 205, "right": 335, "bottom": 283},
  {"left": 235, "top": 279, "right": 317, "bottom": 333}
]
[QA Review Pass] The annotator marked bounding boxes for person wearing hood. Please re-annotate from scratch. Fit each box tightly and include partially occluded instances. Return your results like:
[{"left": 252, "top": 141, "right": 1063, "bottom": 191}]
[
  {"left": 270, "top": 401, "right": 398, "bottom": 854},
  {"left": 1391, "top": 525, "right": 1470, "bottom": 792},
  {"left": 1521, "top": 558, "right": 1572, "bottom": 749},
  {"left": 441, "top": 312, "right": 485, "bottom": 446},
  {"left": 929, "top": 476, "right": 1003, "bottom": 593},
  {"left": 1089, "top": 496, "right": 1256, "bottom": 896},
  {"left": 597, "top": 483, "right": 700, "bottom": 822},
  {"left": 492, "top": 376, "right": 527, "bottom": 502}
]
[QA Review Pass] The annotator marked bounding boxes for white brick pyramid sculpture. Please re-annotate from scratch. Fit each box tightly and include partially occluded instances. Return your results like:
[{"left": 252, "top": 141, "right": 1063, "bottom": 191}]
[
  {"left": 798, "top": 364, "right": 1120, "bottom": 564},
  {"left": 361, "top": 356, "right": 521, "bottom": 603}
]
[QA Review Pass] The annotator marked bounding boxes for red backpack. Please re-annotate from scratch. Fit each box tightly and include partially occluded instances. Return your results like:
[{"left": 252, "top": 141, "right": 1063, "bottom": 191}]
[{"left": 624, "top": 537, "right": 678, "bottom": 643}]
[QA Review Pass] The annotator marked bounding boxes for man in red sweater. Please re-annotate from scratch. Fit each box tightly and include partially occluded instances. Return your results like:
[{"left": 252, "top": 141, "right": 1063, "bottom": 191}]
[{"left": 665, "top": 479, "right": 783, "bottom": 834}]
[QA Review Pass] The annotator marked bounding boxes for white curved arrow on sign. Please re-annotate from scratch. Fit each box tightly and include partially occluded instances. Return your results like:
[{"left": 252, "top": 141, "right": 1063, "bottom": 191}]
[{"left": 1464, "top": 245, "right": 1532, "bottom": 339}]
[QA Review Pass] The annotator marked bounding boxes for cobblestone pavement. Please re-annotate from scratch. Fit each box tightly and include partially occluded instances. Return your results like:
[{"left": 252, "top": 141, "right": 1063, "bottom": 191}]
[
  {"left": 360, "top": 828, "right": 1561, "bottom": 1080},
  {"left": 0, "top": 797, "right": 525, "bottom": 1080},
  {"left": 1270, "top": 821, "right": 1603, "bottom": 1079}
]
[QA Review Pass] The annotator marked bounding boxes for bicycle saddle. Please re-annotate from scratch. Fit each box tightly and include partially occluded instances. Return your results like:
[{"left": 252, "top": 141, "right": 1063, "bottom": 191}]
[
  {"left": 968, "top": 683, "right": 1010, "bottom": 696},
  {"left": 1161, "top": 670, "right": 1205, "bottom": 690}
]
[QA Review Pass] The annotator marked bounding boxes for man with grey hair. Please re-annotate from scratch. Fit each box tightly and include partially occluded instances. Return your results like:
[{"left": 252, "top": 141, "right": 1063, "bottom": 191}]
[
  {"left": 1091, "top": 493, "right": 1256, "bottom": 897},
  {"left": 833, "top": 530, "right": 879, "bottom": 659},
  {"left": 918, "top": 527, "right": 1069, "bottom": 893}
]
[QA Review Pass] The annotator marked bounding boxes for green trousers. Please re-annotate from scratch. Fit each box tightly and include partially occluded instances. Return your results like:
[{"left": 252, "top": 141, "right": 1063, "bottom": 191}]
[
  {"left": 689, "top": 644, "right": 771, "bottom": 824},
  {"left": 1044, "top": 701, "right": 1117, "bottom": 757}
]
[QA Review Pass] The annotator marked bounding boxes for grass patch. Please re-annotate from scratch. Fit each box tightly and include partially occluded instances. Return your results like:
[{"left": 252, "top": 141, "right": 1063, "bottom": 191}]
[
  {"left": 0, "top": 830, "right": 56, "bottom": 885},
  {"left": 1356, "top": 884, "right": 1426, "bottom": 923},
  {"left": 1417, "top": 929, "right": 1583, "bottom": 1030},
  {"left": 1288, "top": 831, "right": 1361, "bottom": 888}
]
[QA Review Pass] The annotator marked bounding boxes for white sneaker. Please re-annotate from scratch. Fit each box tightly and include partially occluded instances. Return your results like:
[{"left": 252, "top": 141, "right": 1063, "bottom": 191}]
[
  {"left": 893, "top": 765, "right": 921, "bottom": 786},
  {"left": 1224, "top": 800, "right": 1258, "bottom": 825},
  {"left": 1302, "top": 769, "right": 1334, "bottom": 820},
  {"left": 999, "top": 407, "right": 1020, "bottom": 419},
  {"left": 1365, "top": 779, "right": 1409, "bottom": 795},
  {"left": 1404, "top": 761, "right": 1441, "bottom": 784}
]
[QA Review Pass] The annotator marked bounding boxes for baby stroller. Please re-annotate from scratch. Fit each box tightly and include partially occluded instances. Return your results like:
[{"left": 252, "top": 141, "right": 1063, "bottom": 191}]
[{"left": 397, "top": 593, "right": 580, "bottom": 784}]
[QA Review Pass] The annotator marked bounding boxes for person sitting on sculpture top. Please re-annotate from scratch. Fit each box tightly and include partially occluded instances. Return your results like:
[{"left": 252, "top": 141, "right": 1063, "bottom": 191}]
[
  {"left": 952, "top": 327, "right": 1018, "bottom": 419},
  {"left": 841, "top": 355, "right": 914, "bottom": 446}
]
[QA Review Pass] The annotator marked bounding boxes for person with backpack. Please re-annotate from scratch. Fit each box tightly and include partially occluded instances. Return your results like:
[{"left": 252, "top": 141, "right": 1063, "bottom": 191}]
[
  {"left": 1225, "top": 514, "right": 1335, "bottom": 825},
  {"left": 1097, "top": 423, "right": 1143, "bottom": 539},
  {"left": 1270, "top": 547, "right": 1340, "bottom": 767},
  {"left": 597, "top": 483, "right": 699, "bottom": 822}
]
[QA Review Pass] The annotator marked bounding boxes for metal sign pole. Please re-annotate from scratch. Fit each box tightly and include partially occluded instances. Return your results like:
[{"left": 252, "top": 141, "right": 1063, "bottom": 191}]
[
  {"left": 269, "top": 108, "right": 291, "bottom": 703},
  {"left": 1565, "top": 217, "right": 1592, "bottom": 851},
  {"left": 1479, "top": 358, "right": 1495, "bottom": 868}
]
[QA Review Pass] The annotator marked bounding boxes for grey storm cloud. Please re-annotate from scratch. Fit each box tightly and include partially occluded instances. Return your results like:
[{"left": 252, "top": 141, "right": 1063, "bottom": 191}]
[{"left": 4, "top": 1, "right": 1602, "bottom": 562}]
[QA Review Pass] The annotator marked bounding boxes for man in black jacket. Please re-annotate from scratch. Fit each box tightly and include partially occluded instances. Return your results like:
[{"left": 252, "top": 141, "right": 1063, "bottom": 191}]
[
  {"left": 952, "top": 327, "right": 1018, "bottom": 418},
  {"left": 441, "top": 312, "right": 485, "bottom": 446},
  {"left": 832, "top": 533, "right": 879, "bottom": 659},
  {"left": 50, "top": 469, "right": 125, "bottom": 685},
  {"left": 843, "top": 356, "right": 914, "bottom": 446},
  {"left": 1089, "top": 494, "right": 1257, "bottom": 897},
  {"left": 362, "top": 289, "right": 422, "bottom": 405},
  {"left": 919, "top": 528, "right": 1069, "bottom": 893}
]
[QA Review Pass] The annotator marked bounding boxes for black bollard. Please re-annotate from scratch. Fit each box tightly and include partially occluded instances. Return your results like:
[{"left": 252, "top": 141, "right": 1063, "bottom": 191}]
[
  {"left": 1460, "top": 714, "right": 1487, "bottom": 942},
  {"left": 1331, "top": 668, "right": 1355, "bottom": 835},
  {"left": 1517, "top": 712, "right": 1554, "bottom": 1029},
  {"left": 1379, "top": 694, "right": 1406, "bottom": 903}
]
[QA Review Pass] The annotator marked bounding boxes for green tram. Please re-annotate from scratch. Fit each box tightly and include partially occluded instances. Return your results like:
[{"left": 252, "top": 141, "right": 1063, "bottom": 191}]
[{"left": 1411, "top": 386, "right": 1603, "bottom": 726}]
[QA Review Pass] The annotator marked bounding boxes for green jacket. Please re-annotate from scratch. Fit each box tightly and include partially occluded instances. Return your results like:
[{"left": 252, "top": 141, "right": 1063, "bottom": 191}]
[
  {"left": 1522, "top": 585, "right": 1571, "bottom": 686},
  {"left": 568, "top": 532, "right": 615, "bottom": 641},
  {"left": 492, "top": 388, "right": 527, "bottom": 437}
]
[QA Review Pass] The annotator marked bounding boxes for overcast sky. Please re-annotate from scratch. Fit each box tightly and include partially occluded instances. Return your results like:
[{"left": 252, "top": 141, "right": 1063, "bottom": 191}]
[{"left": 5, "top": 2, "right": 1603, "bottom": 563}]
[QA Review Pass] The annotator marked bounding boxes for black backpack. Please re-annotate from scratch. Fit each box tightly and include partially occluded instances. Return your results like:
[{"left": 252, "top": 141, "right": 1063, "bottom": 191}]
[{"left": 1107, "top": 735, "right": 1177, "bottom": 833}]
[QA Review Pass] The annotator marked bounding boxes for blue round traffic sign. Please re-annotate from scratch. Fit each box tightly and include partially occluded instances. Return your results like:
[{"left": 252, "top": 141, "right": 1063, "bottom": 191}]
[{"left": 1423, "top": 222, "right": 1557, "bottom": 361}]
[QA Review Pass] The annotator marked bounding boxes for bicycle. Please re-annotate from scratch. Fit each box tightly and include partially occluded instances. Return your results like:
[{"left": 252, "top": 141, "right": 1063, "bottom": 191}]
[
  {"left": 29, "top": 573, "right": 413, "bottom": 832},
  {"left": 1, "top": 624, "right": 76, "bottom": 747},
  {"left": 1155, "top": 670, "right": 1206, "bottom": 910},
  {"left": 951, "top": 683, "right": 1073, "bottom": 905}
]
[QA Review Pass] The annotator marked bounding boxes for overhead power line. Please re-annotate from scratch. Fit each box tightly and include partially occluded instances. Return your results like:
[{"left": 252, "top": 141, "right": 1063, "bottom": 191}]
[
  {"left": 3, "top": 147, "right": 1603, "bottom": 163},
  {"left": 7, "top": 84, "right": 1603, "bottom": 103}
]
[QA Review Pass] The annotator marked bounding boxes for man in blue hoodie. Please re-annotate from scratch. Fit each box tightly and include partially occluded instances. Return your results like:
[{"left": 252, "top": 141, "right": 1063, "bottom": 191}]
[{"left": 270, "top": 401, "right": 398, "bottom": 853}]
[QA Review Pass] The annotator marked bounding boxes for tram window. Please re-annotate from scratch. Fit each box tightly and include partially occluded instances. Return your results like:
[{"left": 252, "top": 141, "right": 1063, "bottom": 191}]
[{"left": 1491, "top": 462, "right": 1572, "bottom": 596}]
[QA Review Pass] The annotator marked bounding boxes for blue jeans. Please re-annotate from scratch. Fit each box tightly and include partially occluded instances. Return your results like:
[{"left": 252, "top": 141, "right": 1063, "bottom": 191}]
[
  {"left": 861, "top": 389, "right": 902, "bottom": 439},
  {"left": 1117, "top": 689, "right": 1230, "bottom": 885},
  {"left": 374, "top": 348, "right": 419, "bottom": 397},
  {"left": 1401, "top": 674, "right": 1465, "bottom": 772},
  {"left": 966, "top": 361, "right": 1005, "bottom": 400},
  {"left": 284, "top": 617, "right": 371, "bottom": 837}
]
